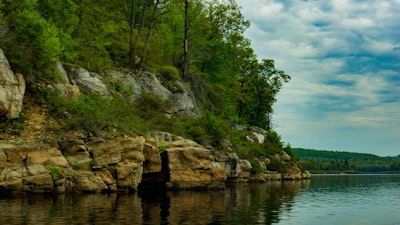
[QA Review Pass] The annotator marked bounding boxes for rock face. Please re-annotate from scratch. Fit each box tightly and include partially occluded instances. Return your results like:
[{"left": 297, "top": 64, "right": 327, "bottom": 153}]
[
  {"left": 66, "top": 67, "right": 111, "bottom": 97},
  {"left": 0, "top": 129, "right": 309, "bottom": 193},
  {"left": 0, "top": 133, "right": 224, "bottom": 193},
  {"left": 106, "top": 70, "right": 142, "bottom": 103},
  {"left": 0, "top": 144, "right": 68, "bottom": 192},
  {"left": 0, "top": 48, "right": 309, "bottom": 192},
  {"left": 213, "top": 151, "right": 252, "bottom": 182},
  {"left": 53, "top": 65, "right": 201, "bottom": 118},
  {"left": 166, "top": 79, "right": 201, "bottom": 118},
  {"left": 135, "top": 71, "right": 172, "bottom": 100},
  {"left": 163, "top": 139, "right": 226, "bottom": 189},
  {"left": 0, "top": 48, "right": 26, "bottom": 119}
]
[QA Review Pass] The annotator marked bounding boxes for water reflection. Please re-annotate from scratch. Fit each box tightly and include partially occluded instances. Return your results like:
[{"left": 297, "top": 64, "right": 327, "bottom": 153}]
[{"left": 0, "top": 180, "right": 309, "bottom": 225}]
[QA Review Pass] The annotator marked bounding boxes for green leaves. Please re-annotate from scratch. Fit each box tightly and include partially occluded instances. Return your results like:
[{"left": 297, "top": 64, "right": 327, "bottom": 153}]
[
  {"left": 235, "top": 58, "right": 290, "bottom": 130},
  {"left": 0, "top": 0, "right": 63, "bottom": 81}
]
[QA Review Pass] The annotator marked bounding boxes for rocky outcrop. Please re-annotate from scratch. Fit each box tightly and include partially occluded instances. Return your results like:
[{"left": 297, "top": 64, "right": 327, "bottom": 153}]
[
  {"left": 66, "top": 67, "right": 111, "bottom": 97},
  {"left": 233, "top": 124, "right": 311, "bottom": 180},
  {"left": 135, "top": 71, "right": 201, "bottom": 118},
  {"left": 51, "top": 65, "right": 201, "bottom": 118},
  {"left": 0, "top": 47, "right": 308, "bottom": 192},
  {"left": 213, "top": 150, "right": 252, "bottom": 182},
  {"left": 0, "top": 48, "right": 26, "bottom": 119},
  {"left": 106, "top": 70, "right": 142, "bottom": 103},
  {"left": 162, "top": 139, "right": 226, "bottom": 189},
  {"left": 0, "top": 128, "right": 309, "bottom": 193},
  {"left": 269, "top": 152, "right": 311, "bottom": 180},
  {"left": 135, "top": 71, "right": 172, "bottom": 100},
  {"left": 0, "top": 144, "right": 68, "bottom": 193}
]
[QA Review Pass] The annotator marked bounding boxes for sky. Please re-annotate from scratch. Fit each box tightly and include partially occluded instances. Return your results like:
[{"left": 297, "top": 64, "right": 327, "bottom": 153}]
[{"left": 235, "top": 0, "right": 400, "bottom": 156}]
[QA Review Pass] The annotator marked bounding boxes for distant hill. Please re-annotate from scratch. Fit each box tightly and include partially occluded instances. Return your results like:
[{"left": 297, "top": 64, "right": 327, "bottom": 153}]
[{"left": 293, "top": 148, "right": 400, "bottom": 174}]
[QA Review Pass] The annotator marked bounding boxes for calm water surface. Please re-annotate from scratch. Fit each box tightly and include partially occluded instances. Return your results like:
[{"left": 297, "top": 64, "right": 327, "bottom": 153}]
[{"left": 0, "top": 174, "right": 399, "bottom": 224}]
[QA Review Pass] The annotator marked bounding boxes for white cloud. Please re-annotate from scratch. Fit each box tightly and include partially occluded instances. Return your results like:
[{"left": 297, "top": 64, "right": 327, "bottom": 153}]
[{"left": 236, "top": 0, "right": 400, "bottom": 155}]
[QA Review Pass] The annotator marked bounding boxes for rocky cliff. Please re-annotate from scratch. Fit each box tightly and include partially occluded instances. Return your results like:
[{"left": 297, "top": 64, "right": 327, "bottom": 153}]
[
  {"left": 0, "top": 48, "right": 309, "bottom": 193},
  {"left": 0, "top": 48, "right": 25, "bottom": 119}
]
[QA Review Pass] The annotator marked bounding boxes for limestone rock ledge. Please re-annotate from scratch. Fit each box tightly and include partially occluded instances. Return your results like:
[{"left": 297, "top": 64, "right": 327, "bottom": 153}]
[{"left": 0, "top": 132, "right": 309, "bottom": 193}]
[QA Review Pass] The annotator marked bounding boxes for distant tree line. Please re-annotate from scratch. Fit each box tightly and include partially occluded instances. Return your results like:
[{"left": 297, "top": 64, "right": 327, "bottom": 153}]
[{"left": 293, "top": 148, "right": 400, "bottom": 173}]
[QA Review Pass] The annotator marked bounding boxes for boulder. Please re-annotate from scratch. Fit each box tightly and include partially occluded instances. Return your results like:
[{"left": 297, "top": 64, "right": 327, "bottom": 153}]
[
  {"left": 247, "top": 132, "right": 265, "bottom": 144},
  {"left": 135, "top": 71, "right": 172, "bottom": 100},
  {"left": 249, "top": 126, "right": 267, "bottom": 135},
  {"left": 0, "top": 48, "right": 26, "bottom": 119},
  {"left": 94, "top": 168, "right": 115, "bottom": 186},
  {"left": 213, "top": 151, "right": 252, "bottom": 182},
  {"left": 66, "top": 67, "right": 110, "bottom": 97},
  {"left": 22, "top": 174, "right": 54, "bottom": 193},
  {"left": 3, "top": 144, "right": 68, "bottom": 169},
  {"left": 106, "top": 70, "right": 142, "bottom": 102},
  {"left": 113, "top": 137, "right": 146, "bottom": 191},
  {"left": 118, "top": 136, "right": 146, "bottom": 163},
  {"left": 249, "top": 172, "right": 282, "bottom": 182},
  {"left": 51, "top": 83, "right": 80, "bottom": 99},
  {"left": 65, "top": 150, "right": 92, "bottom": 171},
  {"left": 0, "top": 144, "right": 68, "bottom": 192},
  {"left": 165, "top": 140, "right": 212, "bottom": 171},
  {"left": 142, "top": 142, "right": 162, "bottom": 173},
  {"left": 165, "top": 79, "right": 201, "bottom": 118},
  {"left": 87, "top": 140, "right": 122, "bottom": 167},
  {"left": 64, "top": 170, "right": 108, "bottom": 193},
  {"left": 164, "top": 138, "right": 226, "bottom": 189},
  {"left": 116, "top": 161, "right": 143, "bottom": 191}
]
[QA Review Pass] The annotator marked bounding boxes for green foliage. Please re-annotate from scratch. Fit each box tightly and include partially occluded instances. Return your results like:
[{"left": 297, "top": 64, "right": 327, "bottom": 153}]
[
  {"left": 90, "top": 160, "right": 97, "bottom": 169},
  {"left": 0, "top": 0, "right": 298, "bottom": 176},
  {"left": 158, "top": 142, "right": 167, "bottom": 154},
  {"left": 0, "top": 112, "right": 27, "bottom": 135},
  {"left": 236, "top": 59, "right": 290, "bottom": 129},
  {"left": 113, "top": 80, "right": 134, "bottom": 97},
  {"left": 157, "top": 65, "right": 181, "bottom": 80},
  {"left": 283, "top": 143, "right": 298, "bottom": 162},
  {"left": 267, "top": 157, "right": 288, "bottom": 173},
  {"left": 135, "top": 92, "right": 170, "bottom": 115},
  {"left": 187, "top": 125, "right": 207, "bottom": 144},
  {"left": 0, "top": 0, "right": 3, "bottom": 17},
  {"left": 294, "top": 148, "right": 400, "bottom": 173},
  {"left": 249, "top": 159, "right": 263, "bottom": 175},
  {"left": 202, "top": 111, "right": 225, "bottom": 147},
  {"left": 49, "top": 166, "right": 62, "bottom": 181},
  {"left": 0, "top": 0, "right": 64, "bottom": 82},
  {"left": 47, "top": 93, "right": 148, "bottom": 135}
]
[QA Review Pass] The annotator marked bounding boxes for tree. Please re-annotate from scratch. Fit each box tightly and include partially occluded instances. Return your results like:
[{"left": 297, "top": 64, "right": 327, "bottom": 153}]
[
  {"left": 237, "top": 59, "right": 290, "bottom": 129},
  {"left": 0, "top": 0, "right": 3, "bottom": 17},
  {"left": 0, "top": 0, "right": 63, "bottom": 81},
  {"left": 183, "top": 0, "right": 190, "bottom": 80},
  {"left": 138, "top": 0, "right": 161, "bottom": 67}
]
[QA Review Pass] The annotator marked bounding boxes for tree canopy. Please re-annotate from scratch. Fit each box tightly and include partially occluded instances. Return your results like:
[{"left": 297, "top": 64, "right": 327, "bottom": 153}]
[{"left": 0, "top": 0, "right": 290, "bottom": 131}]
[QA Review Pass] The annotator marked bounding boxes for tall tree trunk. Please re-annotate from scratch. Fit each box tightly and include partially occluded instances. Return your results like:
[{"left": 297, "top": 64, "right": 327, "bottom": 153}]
[
  {"left": 129, "top": 0, "right": 136, "bottom": 70},
  {"left": 134, "top": 0, "right": 149, "bottom": 59},
  {"left": 139, "top": 0, "right": 160, "bottom": 67},
  {"left": 183, "top": 0, "right": 190, "bottom": 80}
]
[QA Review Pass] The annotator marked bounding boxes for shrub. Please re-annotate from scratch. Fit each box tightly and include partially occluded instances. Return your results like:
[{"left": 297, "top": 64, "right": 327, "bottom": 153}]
[
  {"left": 0, "top": 112, "right": 27, "bottom": 135},
  {"left": 267, "top": 157, "right": 289, "bottom": 173},
  {"left": 49, "top": 166, "right": 62, "bottom": 181},
  {"left": 157, "top": 65, "right": 181, "bottom": 80},
  {"left": 47, "top": 93, "right": 149, "bottom": 136},
  {"left": 188, "top": 125, "right": 207, "bottom": 144},
  {"left": 202, "top": 111, "right": 225, "bottom": 147},
  {"left": 249, "top": 159, "right": 263, "bottom": 174},
  {"left": 1, "top": 1, "right": 64, "bottom": 82}
]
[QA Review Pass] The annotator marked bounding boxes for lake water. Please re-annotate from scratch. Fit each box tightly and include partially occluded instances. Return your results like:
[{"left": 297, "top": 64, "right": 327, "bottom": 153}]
[{"left": 0, "top": 174, "right": 399, "bottom": 224}]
